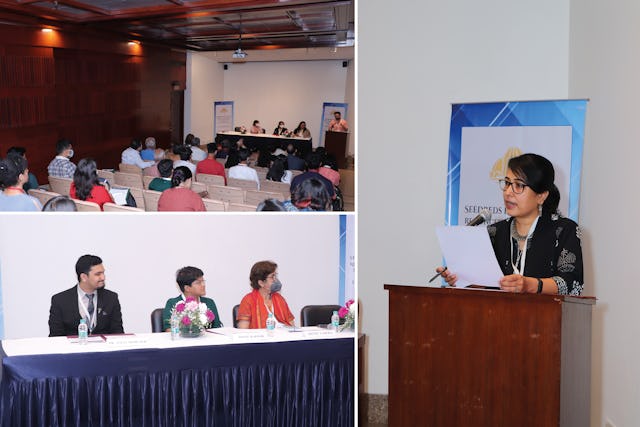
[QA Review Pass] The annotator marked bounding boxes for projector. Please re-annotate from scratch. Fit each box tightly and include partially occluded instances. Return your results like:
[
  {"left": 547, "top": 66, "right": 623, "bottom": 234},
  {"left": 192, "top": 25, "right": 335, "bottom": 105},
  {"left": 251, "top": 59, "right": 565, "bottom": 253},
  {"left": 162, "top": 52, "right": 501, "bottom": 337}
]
[{"left": 232, "top": 48, "right": 247, "bottom": 59}]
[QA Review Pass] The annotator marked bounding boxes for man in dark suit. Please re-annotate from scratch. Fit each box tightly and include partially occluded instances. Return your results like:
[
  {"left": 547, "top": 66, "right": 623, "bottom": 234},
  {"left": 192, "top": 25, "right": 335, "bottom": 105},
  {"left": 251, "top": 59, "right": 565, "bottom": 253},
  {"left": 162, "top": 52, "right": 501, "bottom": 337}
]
[{"left": 48, "top": 254, "right": 124, "bottom": 337}]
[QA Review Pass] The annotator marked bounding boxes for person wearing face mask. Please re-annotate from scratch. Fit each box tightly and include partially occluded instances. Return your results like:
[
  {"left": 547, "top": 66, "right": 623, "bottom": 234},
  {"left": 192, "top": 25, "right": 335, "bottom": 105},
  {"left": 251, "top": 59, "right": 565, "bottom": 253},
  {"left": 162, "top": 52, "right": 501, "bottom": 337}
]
[
  {"left": 236, "top": 261, "right": 295, "bottom": 329},
  {"left": 273, "top": 121, "right": 288, "bottom": 136},
  {"left": 47, "top": 138, "right": 77, "bottom": 179}
]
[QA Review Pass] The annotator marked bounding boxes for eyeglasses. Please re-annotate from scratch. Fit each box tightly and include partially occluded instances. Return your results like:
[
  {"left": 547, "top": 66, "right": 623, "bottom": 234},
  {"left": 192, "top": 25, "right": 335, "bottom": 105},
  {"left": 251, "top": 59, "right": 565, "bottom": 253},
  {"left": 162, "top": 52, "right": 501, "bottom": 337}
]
[
  {"left": 192, "top": 278, "right": 206, "bottom": 286},
  {"left": 498, "top": 178, "right": 529, "bottom": 194},
  {"left": 267, "top": 273, "right": 278, "bottom": 280}
]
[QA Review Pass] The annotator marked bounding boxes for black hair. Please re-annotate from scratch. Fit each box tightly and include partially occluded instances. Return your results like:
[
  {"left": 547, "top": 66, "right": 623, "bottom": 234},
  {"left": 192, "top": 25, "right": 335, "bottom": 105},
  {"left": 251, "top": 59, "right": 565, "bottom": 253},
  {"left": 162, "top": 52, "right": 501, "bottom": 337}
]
[
  {"left": 176, "top": 266, "right": 204, "bottom": 293},
  {"left": 171, "top": 166, "right": 192, "bottom": 187},
  {"left": 55, "top": 139, "right": 72, "bottom": 155},
  {"left": 157, "top": 159, "right": 174, "bottom": 178},
  {"left": 291, "top": 177, "right": 331, "bottom": 211},
  {"left": 0, "top": 154, "right": 27, "bottom": 188},
  {"left": 176, "top": 144, "right": 192, "bottom": 161},
  {"left": 321, "top": 154, "right": 339, "bottom": 171},
  {"left": 293, "top": 122, "right": 307, "bottom": 134},
  {"left": 252, "top": 120, "right": 259, "bottom": 126},
  {"left": 249, "top": 261, "right": 277, "bottom": 290},
  {"left": 508, "top": 153, "right": 560, "bottom": 216},
  {"left": 184, "top": 133, "right": 195, "bottom": 145},
  {"left": 225, "top": 150, "right": 240, "bottom": 168},
  {"left": 238, "top": 148, "right": 250, "bottom": 162},
  {"left": 256, "top": 199, "right": 286, "bottom": 211},
  {"left": 73, "top": 158, "right": 100, "bottom": 201},
  {"left": 266, "top": 156, "right": 287, "bottom": 182},
  {"left": 130, "top": 139, "right": 142, "bottom": 150},
  {"left": 42, "top": 195, "right": 78, "bottom": 212},
  {"left": 207, "top": 142, "right": 217, "bottom": 154},
  {"left": 75, "top": 254, "right": 103, "bottom": 282},
  {"left": 305, "top": 152, "right": 322, "bottom": 170},
  {"left": 257, "top": 148, "right": 273, "bottom": 168},
  {"left": 7, "top": 146, "right": 26, "bottom": 156}
]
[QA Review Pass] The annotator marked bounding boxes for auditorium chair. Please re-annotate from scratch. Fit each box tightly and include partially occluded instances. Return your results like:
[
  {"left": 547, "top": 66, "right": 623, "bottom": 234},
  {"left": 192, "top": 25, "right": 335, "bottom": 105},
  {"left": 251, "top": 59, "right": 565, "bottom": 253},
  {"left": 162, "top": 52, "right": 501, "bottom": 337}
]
[
  {"left": 300, "top": 305, "right": 342, "bottom": 327},
  {"left": 191, "top": 181, "right": 207, "bottom": 195},
  {"left": 118, "top": 163, "right": 142, "bottom": 174},
  {"left": 207, "top": 184, "right": 244, "bottom": 204},
  {"left": 232, "top": 305, "right": 240, "bottom": 328},
  {"left": 202, "top": 198, "right": 225, "bottom": 212},
  {"left": 142, "top": 175, "right": 154, "bottom": 189},
  {"left": 226, "top": 202, "right": 256, "bottom": 212},
  {"left": 48, "top": 176, "right": 72, "bottom": 196},
  {"left": 244, "top": 190, "right": 285, "bottom": 206},
  {"left": 73, "top": 199, "right": 101, "bottom": 212},
  {"left": 102, "top": 202, "right": 144, "bottom": 212},
  {"left": 114, "top": 171, "right": 144, "bottom": 189},
  {"left": 195, "top": 173, "right": 225, "bottom": 186},
  {"left": 142, "top": 189, "right": 162, "bottom": 211},
  {"left": 28, "top": 188, "right": 60, "bottom": 206},
  {"left": 97, "top": 169, "right": 115, "bottom": 182},
  {"left": 259, "top": 180, "right": 290, "bottom": 195},
  {"left": 150, "top": 308, "right": 164, "bottom": 333},
  {"left": 227, "top": 177, "right": 258, "bottom": 191}
]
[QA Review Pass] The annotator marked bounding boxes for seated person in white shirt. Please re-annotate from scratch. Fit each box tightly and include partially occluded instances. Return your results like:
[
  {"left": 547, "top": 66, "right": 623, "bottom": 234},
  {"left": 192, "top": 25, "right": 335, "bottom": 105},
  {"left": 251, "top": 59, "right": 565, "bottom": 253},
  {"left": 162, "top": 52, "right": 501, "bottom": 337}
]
[
  {"left": 173, "top": 144, "right": 197, "bottom": 176},
  {"left": 121, "top": 139, "right": 155, "bottom": 169},
  {"left": 189, "top": 137, "right": 207, "bottom": 162},
  {"left": 228, "top": 148, "right": 260, "bottom": 189}
]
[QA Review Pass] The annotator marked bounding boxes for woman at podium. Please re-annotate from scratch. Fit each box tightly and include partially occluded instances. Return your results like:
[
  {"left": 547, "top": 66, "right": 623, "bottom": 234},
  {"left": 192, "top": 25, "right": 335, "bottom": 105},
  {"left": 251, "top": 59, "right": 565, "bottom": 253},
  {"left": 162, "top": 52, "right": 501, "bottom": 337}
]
[{"left": 437, "top": 153, "right": 583, "bottom": 295}]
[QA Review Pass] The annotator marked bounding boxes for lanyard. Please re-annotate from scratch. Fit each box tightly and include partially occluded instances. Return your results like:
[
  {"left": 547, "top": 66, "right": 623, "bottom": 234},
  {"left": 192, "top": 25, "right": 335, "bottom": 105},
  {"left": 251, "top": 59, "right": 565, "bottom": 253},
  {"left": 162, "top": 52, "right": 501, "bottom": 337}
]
[
  {"left": 78, "top": 292, "right": 97, "bottom": 332},
  {"left": 511, "top": 215, "right": 539, "bottom": 276}
]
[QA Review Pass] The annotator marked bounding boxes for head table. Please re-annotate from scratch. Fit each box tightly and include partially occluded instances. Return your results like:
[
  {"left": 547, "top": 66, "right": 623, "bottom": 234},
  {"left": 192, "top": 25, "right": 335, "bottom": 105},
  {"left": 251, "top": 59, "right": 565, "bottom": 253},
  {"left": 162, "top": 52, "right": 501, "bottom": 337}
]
[{"left": 0, "top": 327, "right": 354, "bottom": 427}]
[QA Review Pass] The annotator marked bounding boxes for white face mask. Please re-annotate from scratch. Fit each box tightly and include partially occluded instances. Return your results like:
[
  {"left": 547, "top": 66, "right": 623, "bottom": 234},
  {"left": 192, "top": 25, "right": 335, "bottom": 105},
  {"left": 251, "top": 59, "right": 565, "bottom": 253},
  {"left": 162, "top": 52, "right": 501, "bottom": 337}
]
[
  {"left": 67, "top": 149, "right": 74, "bottom": 159},
  {"left": 279, "top": 124, "right": 284, "bottom": 128}
]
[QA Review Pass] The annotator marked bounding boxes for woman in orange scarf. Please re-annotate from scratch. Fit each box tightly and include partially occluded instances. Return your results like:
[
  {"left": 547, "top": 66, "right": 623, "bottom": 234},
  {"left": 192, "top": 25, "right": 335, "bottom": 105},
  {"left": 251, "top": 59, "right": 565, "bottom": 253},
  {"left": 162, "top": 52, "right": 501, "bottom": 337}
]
[{"left": 237, "top": 260, "right": 295, "bottom": 329}]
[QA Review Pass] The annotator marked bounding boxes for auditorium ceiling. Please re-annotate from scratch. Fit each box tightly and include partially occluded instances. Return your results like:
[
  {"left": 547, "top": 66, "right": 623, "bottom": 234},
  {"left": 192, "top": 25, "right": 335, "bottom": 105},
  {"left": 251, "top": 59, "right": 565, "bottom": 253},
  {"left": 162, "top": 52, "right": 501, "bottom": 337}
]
[{"left": 0, "top": 0, "right": 354, "bottom": 51}]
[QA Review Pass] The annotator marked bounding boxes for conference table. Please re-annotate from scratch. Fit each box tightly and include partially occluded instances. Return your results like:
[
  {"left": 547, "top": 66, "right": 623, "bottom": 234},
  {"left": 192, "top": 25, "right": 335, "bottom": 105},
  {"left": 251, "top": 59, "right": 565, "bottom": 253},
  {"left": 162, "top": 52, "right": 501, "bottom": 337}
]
[
  {"left": 0, "top": 327, "right": 354, "bottom": 427},
  {"left": 215, "top": 131, "right": 313, "bottom": 157}
]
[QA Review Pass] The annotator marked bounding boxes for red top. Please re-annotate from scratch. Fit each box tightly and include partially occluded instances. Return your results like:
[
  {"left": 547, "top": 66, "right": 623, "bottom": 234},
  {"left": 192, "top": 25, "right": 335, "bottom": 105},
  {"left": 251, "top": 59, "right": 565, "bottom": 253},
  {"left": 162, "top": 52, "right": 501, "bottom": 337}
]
[
  {"left": 70, "top": 183, "right": 114, "bottom": 210},
  {"left": 237, "top": 289, "right": 295, "bottom": 329},
  {"left": 195, "top": 158, "right": 227, "bottom": 185},
  {"left": 157, "top": 187, "right": 205, "bottom": 212}
]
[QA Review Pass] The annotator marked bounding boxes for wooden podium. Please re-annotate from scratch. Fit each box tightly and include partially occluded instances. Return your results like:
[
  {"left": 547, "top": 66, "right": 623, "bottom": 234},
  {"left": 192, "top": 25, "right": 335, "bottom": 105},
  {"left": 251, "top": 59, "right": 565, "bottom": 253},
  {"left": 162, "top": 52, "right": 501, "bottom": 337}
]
[
  {"left": 324, "top": 131, "right": 349, "bottom": 169},
  {"left": 384, "top": 285, "right": 595, "bottom": 427}
]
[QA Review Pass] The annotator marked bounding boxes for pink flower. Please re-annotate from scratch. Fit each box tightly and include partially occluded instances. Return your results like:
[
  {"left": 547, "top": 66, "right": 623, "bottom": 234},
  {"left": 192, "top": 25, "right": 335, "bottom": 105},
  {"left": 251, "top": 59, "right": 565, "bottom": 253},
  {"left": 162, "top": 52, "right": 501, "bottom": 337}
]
[
  {"left": 175, "top": 302, "right": 185, "bottom": 313},
  {"left": 181, "top": 316, "right": 191, "bottom": 326},
  {"left": 338, "top": 307, "right": 348, "bottom": 318},
  {"left": 345, "top": 299, "right": 354, "bottom": 309},
  {"left": 185, "top": 296, "right": 196, "bottom": 303},
  {"left": 206, "top": 310, "right": 215, "bottom": 322}
]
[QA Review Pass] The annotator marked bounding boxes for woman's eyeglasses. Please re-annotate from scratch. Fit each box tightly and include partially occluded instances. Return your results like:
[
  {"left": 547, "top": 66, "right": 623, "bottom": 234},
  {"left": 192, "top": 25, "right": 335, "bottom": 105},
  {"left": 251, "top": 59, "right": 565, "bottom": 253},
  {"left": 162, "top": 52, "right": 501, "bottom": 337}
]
[{"left": 498, "top": 178, "right": 528, "bottom": 194}]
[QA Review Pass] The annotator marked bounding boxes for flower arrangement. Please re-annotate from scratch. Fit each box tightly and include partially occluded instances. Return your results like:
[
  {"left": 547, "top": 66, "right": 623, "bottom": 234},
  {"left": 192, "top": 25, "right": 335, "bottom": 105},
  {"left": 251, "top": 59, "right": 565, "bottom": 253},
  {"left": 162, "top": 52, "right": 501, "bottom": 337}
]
[
  {"left": 172, "top": 297, "right": 215, "bottom": 335},
  {"left": 338, "top": 299, "right": 356, "bottom": 331}
]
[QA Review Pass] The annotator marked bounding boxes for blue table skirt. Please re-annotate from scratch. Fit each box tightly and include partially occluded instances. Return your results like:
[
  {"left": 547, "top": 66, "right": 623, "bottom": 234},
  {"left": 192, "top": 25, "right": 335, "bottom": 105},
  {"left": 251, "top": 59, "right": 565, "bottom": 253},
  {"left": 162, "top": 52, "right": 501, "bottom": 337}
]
[{"left": 0, "top": 338, "right": 353, "bottom": 427}]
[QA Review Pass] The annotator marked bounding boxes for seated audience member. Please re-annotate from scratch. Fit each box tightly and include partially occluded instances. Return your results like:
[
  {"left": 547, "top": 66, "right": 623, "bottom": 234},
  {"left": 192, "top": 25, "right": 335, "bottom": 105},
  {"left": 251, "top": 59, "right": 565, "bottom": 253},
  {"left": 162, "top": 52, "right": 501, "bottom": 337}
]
[
  {"left": 228, "top": 148, "right": 260, "bottom": 189},
  {"left": 143, "top": 148, "right": 167, "bottom": 178},
  {"left": 48, "top": 254, "right": 124, "bottom": 337},
  {"left": 266, "top": 156, "right": 292, "bottom": 184},
  {"left": 149, "top": 159, "right": 174, "bottom": 192},
  {"left": 140, "top": 137, "right": 157, "bottom": 161},
  {"left": 271, "top": 145, "right": 287, "bottom": 157},
  {"left": 7, "top": 147, "right": 38, "bottom": 191},
  {"left": 283, "top": 177, "right": 331, "bottom": 211},
  {"left": 292, "top": 121, "right": 311, "bottom": 138},
  {"left": 286, "top": 144, "right": 306, "bottom": 171},
  {"left": 121, "top": 139, "right": 155, "bottom": 169},
  {"left": 70, "top": 158, "right": 114, "bottom": 210},
  {"left": 173, "top": 144, "right": 197, "bottom": 176},
  {"left": 256, "top": 199, "right": 286, "bottom": 211},
  {"left": 196, "top": 143, "right": 227, "bottom": 184},
  {"left": 47, "top": 138, "right": 76, "bottom": 178},
  {"left": 290, "top": 152, "right": 335, "bottom": 198},
  {"left": 225, "top": 148, "right": 240, "bottom": 168},
  {"left": 157, "top": 166, "right": 205, "bottom": 211},
  {"left": 42, "top": 195, "right": 77, "bottom": 212},
  {"left": 273, "top": 121, "right": 288, "bottom": 136},
  {"left": 215, "top": 140, "right": 231, "bottom": 159},
  {"left": 189, "top": 137, "right": 207, "bottom": 162},
  {"left": 257, "top": 145, "right": 274, "bottom": 168},
  {"left": 237, "top": 261, "right": 295, "bottom": 329},
  {"left": 0, "top": 154, "right": 42, "bottom": 211},
  {"left": 318, "top": 155, "right": 341, "bottom": 187},
  {"left": 184, "top": 133, "right": 195, "bottom": 146},
  {"left": 162, "top": 266, "right": 222, "bottom": 331},
  {"left": 328, "top": 111, "right": 349, "bottom": 132},
  {"left": 250, "top": 120, "right": 263, "bottom": 134}
]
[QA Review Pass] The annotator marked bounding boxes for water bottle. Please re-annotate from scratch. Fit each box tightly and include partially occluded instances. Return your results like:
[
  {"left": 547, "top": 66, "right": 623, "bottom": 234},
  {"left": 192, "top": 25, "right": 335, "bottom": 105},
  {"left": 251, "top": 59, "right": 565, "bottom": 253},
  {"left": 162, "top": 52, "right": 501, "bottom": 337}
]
[
  {"left": 170, "top": 312, "right": 180, "bottom": 340},
  {"left": 266, "top": 313, "right": 276, "bottom": 336},
  {"left": 78, "top": 319, "right": 88, "bottom": 345},
  {"left": 331, "top": 310, "right": 340, "bottom": 332}
]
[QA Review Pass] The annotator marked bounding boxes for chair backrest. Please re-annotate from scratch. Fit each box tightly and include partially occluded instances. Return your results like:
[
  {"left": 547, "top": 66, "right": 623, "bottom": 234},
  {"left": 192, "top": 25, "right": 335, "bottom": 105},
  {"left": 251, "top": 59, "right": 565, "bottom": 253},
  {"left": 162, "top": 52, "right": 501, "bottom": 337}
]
[
  {"left": 228, "top": 177, "right": 259, "bottom": 191},
  {"left": 191, "top": 181, "right": 207, "bottom": 195},
  {"left": 244, "top": 190, "right": 285, "bottom": 206},
  {"left": 259, "top": 180, "right": 290, "bottom": 195},
  {"left": 127, "top": 186, "right": 145, "bottom": 210},
  {"left": 48, "top": 176, "right": 72, "bottom": 196},
  {"left": 254, "top": 168, "right": 268, "bottom": 181},
  {"left": 150, "top": 308, "right": 164, "bottom": 333},
  {"left": 97, "top": 169, "right": 115, "bottom": 182},
  {"left": 28, "top": 188, "right": 60, "bottom": 206},
  {"left": 73, "top": 199, "right": 101, "bottom": 212},
  {"left": 118, "top": 163, "right": 142, "bottom": 174},
  {"left": 202, "top": 198, "right": 226, "bottom": 212},
  {"left": 114, "top": 171, "right": 144, "bottom": 189},
  {"left": 196, "top": 173, "right": 225, "bottom": 186},
  {"left": 103, "top": 202, "right": 144, "bottom": 212},
  {"left": 226, "top": 202, "right": 257, "bottom": 212},
  {"left": 207, "top": 184, "right": 244, "bottom": 204},
  {"left": 143, "top": 175, "right": 154, "bottom": 189},
  {"left": 232, "top": 304, "right": 239, "bottom": 328},
  {"left": 300, "top": 305, "right": 342, "bottom": 327},
  {"left": 142, "top": 189, "right": 162, "bottom": 212}
]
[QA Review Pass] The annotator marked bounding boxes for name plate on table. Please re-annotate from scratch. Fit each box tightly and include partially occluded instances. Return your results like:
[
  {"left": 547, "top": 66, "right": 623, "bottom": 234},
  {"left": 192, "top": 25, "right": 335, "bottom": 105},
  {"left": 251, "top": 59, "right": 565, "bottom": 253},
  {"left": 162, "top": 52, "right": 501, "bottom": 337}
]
[
  {"left": 303, "top": 329, "right": 338, "bottom": 338},
  {"left": 104, "top": 334, "right": 147, "bottom": 346},
  {"left": 230, "top": 331, "right": 268, "bottom": 341},
  {"left": 67, "top": 335, "right": 105, "bottom": 344}
]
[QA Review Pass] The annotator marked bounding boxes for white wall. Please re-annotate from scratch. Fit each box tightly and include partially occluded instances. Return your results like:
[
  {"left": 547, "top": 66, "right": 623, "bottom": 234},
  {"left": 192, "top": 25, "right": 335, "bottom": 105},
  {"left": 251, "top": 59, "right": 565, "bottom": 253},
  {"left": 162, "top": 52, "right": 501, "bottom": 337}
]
[
  {"left": 0, "top": 214, "right": 346, "bottom": 339},
  {"left": 185, "top": 54, "right": 354, "bottom": 153},
  {"left": 569, "top": 2, "right": 640, "bottom": 426},
  {"left": 359, "top": 0, "right": 569, "bottom": 400}
]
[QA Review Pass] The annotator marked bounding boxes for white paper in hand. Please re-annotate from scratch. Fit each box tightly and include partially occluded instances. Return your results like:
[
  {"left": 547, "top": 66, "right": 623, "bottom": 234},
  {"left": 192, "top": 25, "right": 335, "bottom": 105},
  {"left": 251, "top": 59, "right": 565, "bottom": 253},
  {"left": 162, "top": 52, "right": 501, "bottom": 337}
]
[{"left": 435, "top": 226, "right": 503, "bottom": 288}]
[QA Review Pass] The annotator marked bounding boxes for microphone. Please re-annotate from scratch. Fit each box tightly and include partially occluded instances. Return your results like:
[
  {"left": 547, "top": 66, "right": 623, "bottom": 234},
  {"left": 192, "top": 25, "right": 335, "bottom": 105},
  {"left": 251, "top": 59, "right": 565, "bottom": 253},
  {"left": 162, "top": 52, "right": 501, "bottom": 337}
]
[{"left": 467, "top": 209, "right": 492, "bottom": 226}]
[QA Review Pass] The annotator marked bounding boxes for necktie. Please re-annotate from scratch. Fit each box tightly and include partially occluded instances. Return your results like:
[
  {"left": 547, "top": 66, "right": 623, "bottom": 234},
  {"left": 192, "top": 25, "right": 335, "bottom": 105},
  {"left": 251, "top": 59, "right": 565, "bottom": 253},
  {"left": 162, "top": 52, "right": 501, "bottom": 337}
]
[{"left": 87, "top": 294, "right": 94, "bottom": 332}]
